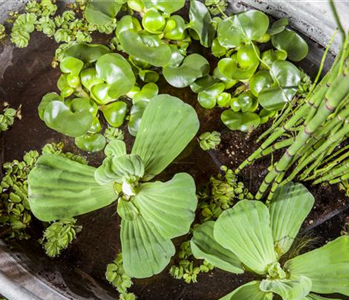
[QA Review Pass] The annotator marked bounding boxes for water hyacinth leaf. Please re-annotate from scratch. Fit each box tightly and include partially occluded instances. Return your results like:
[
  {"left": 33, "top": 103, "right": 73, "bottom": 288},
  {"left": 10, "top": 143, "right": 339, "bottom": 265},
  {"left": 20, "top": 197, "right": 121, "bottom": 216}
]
[
  {"left": 250, "top": 70, "right": 273, "bottom": 97},
  {"left": 269, "top": 182, "right": 314, "bottom": 258},
  {"left": 68, "top": 97, "right": 98, "bottom": 116},
  {"left": 80, "top": 68, "right": 104, "bottom": 91},
  {"left": 163, "top": 54, "right": 210, "bottom": 88},
  {"left": 132, "top": 94, "right": 199, "bottom": 180},
  {"left": 212, "top": 38, "right": 228, "bottom": 58},
  {"left": 198, "top": 83, "right": 225, "bottom": 109},
  {"left": 101, "top": 101, "right": 128, "bottom": 128},
  {"left": 85, "top": 0, "right": 123, "bottom": 26},
  {"left": 218, "top": 10, "right": 269, "bottom": 48},
  {"left": 142, "top": 0, "right": 185, "bottom": 14},
  {"left": 259, "top": 276, "right": 312, "bottom": 300},
  {"left": 28, "top": 154, "right": 117, "bottom": 222},
  {"left": 268, "top": 17, "right": 289, "bottom": 35},
  {"left": 164, "top": 15, "right": 187, "bottom": 40},
  {"left": 261, "top": 49, "right": 288, "bottom": 69},
  {"left": 38, "top": 93, "right": 61, "bottom": 120},
  {"left": 63, "top": 43, "right": 110, "bottom": 63},
  {"left": 91, "top": 83, "right": 114, "bottom": 104},
  {"left": 104, "top": 140, "right": 127, "bottom": 157},
  {"left": 217, "top": 55, "right": 258, "bottom": 81},
  {"left": 214, "top": 200, "right": 277, "bottom": 275},
  {"left": 259, "top": 60, "right": 301, "bottom": 111},
  {"left": 189, "top": 0, "right": 215, "bottom": 47},
  {"left": 60, "top": 57, "right": 84, "bottom": 76},
  {"left": 272, "top": 28, "right": 309, "bottom": 61},
  {"left": 96, "top": 53, "right": 135, "bottom": 99},
  {"left": 142, "top": 8, "right": 166, "bottom": 34},
  {"left": 95, "top": 154, "right": 144, "bottom": 185},
  {"left": 237, "top": 92, "right": 258, "bottom": 112},
  {"left": 221, "top": 110, "right": 260, "bottom": 132},
  {"left": 119, "top": 30, "right": 172, "bottom": 67},
  {"left": 128, "top": 83, "right": 159, "bottom": 136},
  {"left": 220, "top": 281, "right": 272, "bottom": 300},
  {"left": 121, "top": 216, "right": 175, "bottom": 278},
  {"left": 43, "top": 101, "right": 94, "bottom": 137},
  {"left": 191, "top": 221, "right": 243, "bottom": 274},
  {"left": 75, "top": 133, "right": 106, "bottom": 152},
  {"left": 285, "top": 236, "right": 349, "bottom": 296},
  {"left": 190, "top": 75, "right": 219, "bottom": 93},
  {"left": 134, "top": 173, "right": 196, "bottom": 239}
]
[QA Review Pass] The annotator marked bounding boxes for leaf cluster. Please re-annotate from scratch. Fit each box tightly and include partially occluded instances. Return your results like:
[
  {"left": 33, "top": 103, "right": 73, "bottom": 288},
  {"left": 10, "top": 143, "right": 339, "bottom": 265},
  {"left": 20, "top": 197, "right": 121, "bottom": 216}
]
[
  {"left": 170, "top": 166, "right": 253, "bottom": 283},
  {"left": 198, "top": 131, "right": 221, "bottom": 151},
  {"left": 106, "top": 253, "right": 135, "bottom": 299},
  {"left": 0, "top": 106, "right": 18, "bottom": 133},
  {"left": 29, "top": 95, "right": 200, "bottom": 278},
  {"left": 191, "top": 183, "right": 349, "bottom": 299},
  {"left": 39, "top": 218, "right": 82, "bottom": 257}
]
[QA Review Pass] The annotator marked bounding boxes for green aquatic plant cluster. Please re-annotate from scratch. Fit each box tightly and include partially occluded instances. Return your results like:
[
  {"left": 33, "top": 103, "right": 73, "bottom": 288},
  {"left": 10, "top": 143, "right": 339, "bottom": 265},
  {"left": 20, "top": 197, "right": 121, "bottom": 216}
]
[
  {"left": 8, "top": 0, "right": 96, "bottom": 48},
  {"left": 198, "top": 131, "right": 221, "bottom": 151},
  {"left": 0, "top": 143, "right": 86, "bottom": 242},
  {"left": 191, "top": 182, "right": 349, "bottom": 299},
  {"left": 28, "top": 95, "right": 200, "bottom": 278},
  {"left": 0, "top": 151, "right": 39, "bottom": 240},
  {"left": 106, "top": 253, "right": 136, "bottom": 300},
  {"left": 170, "top": 166, "right": 253, "bottom": 284},
  {"left": 236, "top": 24, "right": 349, "bottom": 200},
  {"left": 0, "top": 24, "right": 6, "bottom": 40},
  {"left": 0, "top": 105, "right": 19, "bottom": 133},
  {"left": 40, "top": 218, "right": 82, "bottom": 257}
]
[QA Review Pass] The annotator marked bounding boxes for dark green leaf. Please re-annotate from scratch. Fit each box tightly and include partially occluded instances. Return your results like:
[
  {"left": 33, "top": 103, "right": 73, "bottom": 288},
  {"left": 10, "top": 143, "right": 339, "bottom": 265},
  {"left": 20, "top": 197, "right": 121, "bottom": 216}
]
[{"left": 221, "top": 110, "right": 260, "bottom": 132}]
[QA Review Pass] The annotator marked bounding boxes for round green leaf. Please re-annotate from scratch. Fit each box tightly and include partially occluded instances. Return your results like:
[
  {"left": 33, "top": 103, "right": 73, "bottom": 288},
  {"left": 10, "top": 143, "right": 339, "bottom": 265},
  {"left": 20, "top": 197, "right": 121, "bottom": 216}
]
[
  {"left": 259, "top": 60, "right": 301, "bottom": 111},
  {"left": 142, "top": 0, "right": 185, "bottom": 14},
  {"left": 68, "top": 97, "right": 98, "bottom": 116},
  {"left": 96, "top": 53, "right": 135, "bottom": 99},
  {"left": 75, "top": 133, "right": 106, "bottom": 152},
  {"left": 60, "top": 57, "right": 84, "bottom": 76},
  {"left": 80, "top": 68, "right": 104, "bottom": 91},
  {"left": 142, "top": 8, "right": 166, "bottom": 34},
  {"left": 189, "top": 0, "right": 215, "bottom": 47},
  {"left": 91, "top": 83, "right": 114, "bottom": 105},
  {"left": 237, "top": 92, "right": 258, "bottom": 113},
  {"left": 119, "top": 30, "right": 172, "bottom": 67},
  {"left": 164, "top": 15, "right": 187, "bottom": 40},
  {"left": 38, "top": 93, "right": 62, "bottom": 120},
  {"left": 267, "top": 17, "right": 289, "bottom": 36},
  {"left": 43, "top": 101, "right": 94, "bottom": 137},
  {"left": 85, "top": 0, "right": 122, "bottom": 26},
  {"left": 63, "top": 43, "right": 110, "bottom": 63},
  {"left": 272, "top": 28, "right": 309, "bottom": 61},
  {"left": 221, "top": 110, "right": 260, "bottom": 132},
  {"left": 198, "top": 83, "right": 225, "bottom": 109},
  {"left": 163, "top": 54, "right": 210, "bottom": 88},
  {"left": 101, "top": 101, "right": 128, "bottom": 128},
  {"left": 250, "top": 70, "right": 274, "bottom": 97},
  {"left": 218, "top": 10, "right": 269, "bottom": 48}
]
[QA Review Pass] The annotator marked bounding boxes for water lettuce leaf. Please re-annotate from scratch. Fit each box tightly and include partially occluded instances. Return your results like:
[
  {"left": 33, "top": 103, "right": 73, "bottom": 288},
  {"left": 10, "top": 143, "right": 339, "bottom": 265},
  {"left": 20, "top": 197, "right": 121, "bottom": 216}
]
[
  {"left": 28, "top": 154, "right": 117, "bottom": 222},
  {"left": 191, "top": 221, "right": 243, "bottom": 274}
]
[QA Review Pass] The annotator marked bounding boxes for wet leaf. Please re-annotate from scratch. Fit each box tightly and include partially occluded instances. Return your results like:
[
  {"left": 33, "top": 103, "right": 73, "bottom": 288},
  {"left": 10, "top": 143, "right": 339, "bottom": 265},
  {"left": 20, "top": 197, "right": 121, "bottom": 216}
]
[
  {"left": 163, "top": 54, "right": 210, "bottom": 88},
  {"left": 75, "top": 133, "right": 106, "bottom": 152},
  {"left": 272, "top": 28, "right": 309, "bottom": 61},
  {"left": 101, "top": 101, "right": 128, "bottom": 127},
  {"left": 221, "top": 110, "right": 260, "bottom": 132},
  {"left": 218, "top": 10, "right": 269, "bottom": 48},
  {"left": 189, "top": 0, "right": 215, "bottom": 47}
]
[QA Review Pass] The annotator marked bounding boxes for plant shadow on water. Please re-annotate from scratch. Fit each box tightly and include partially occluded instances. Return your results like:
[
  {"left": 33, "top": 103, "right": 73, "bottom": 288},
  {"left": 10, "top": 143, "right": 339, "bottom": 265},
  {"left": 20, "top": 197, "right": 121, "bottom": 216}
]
[{"left": 1, "top": 14, "right": 349, "bottom": 300}]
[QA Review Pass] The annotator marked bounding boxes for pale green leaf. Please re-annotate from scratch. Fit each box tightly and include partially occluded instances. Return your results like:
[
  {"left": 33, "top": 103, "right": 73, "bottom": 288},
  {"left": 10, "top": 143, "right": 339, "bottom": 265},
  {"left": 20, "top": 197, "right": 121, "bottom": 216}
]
[
  {"left": 104, "top": 140, "right": 127, "bottom": 157},
  {"left": 95, "top": 154, "right": 144, "bottom": 185},
  {"left": 260, "top": 276, "right": 312, "bottom": 300},
  {"left": 220, "top": 281, "right": 272, "bottom": 300},
  {"left": 214, "top": 200, "right": 277, "bottom": 275},
  {"left": 134, "top": 173, "right": 197, "bottom": 239},
  {"left": 269, "top": 182, "right": 314, "bottom": 257},
  {"left": 132, "top": 94, "right": 199, "bottom": 180},
  {"left": 28, "top": 154, "right": 117, "bottom": 222},
  {"left": 191, "top": 221, "right": 243, "bottom": 274},
  {"left": 121, "top": 215, "right": 175, "bottom": 278},
  {"left": 285, "top": 236, "right": 349, "bottom": 296}
]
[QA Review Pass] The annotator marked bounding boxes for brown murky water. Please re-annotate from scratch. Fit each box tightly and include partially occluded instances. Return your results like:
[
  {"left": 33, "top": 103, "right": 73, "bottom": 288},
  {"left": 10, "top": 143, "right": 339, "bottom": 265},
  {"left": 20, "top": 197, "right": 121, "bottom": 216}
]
[{"left": 1, "top": 9, "right": 349, "bottom": 300}]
